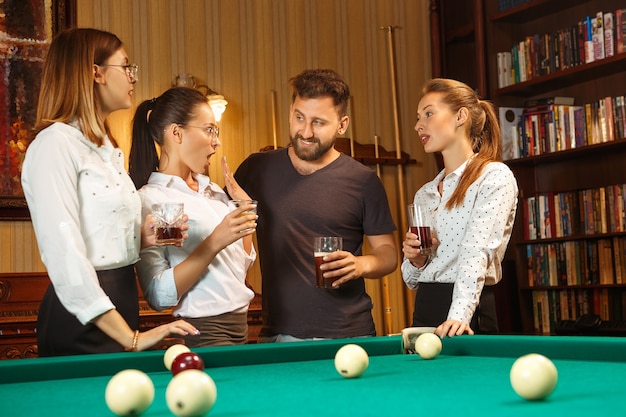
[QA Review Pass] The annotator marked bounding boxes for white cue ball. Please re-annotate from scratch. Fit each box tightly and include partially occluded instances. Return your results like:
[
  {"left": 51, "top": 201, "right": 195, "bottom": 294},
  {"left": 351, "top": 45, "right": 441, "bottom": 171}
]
[
  {"left": 414, "top": 332, "right": 442, "bottom": 360},
  {"left": 510, "top": 353, "right": 558, "bottom": 400},
  {"left": 105, "top": 369, "right": 155, "bottom": 416},
  {"left": 166, "top": 369, "right": 217, "bottom": 417},
  {"left": 334, "top": 344, "right": 369, "bottom": 378},
  {"left": 164, "top": 344, "right": 191, "bottom": 370}
]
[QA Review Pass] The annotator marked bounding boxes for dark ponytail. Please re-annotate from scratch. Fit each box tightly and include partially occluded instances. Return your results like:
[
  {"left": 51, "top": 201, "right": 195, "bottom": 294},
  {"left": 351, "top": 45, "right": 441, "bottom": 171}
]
[
  {"left": 129, "top": 87, "right": 208, "bottom": 189},
  {"left": 129, "top": 99, "right": 159, "bottom": 188}
]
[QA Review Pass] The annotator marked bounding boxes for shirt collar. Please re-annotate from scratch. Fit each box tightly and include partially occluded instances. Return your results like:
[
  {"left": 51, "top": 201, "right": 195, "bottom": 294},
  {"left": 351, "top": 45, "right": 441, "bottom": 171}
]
[{"left": 148, "top": 172, "right": 228, "bottom": 202}]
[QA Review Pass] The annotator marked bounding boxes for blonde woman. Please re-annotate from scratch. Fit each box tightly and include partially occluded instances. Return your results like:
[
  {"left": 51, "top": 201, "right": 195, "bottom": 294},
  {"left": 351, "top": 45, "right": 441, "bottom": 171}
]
[{"left": 402, "top": 78, "right": 518, "bottom": 338}]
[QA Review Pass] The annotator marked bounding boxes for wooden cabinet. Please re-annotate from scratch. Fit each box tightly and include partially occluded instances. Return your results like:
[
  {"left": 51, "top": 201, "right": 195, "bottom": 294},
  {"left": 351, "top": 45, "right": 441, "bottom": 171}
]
[{"left": 487, "top": 0, "right": 626, "bottom": 334}]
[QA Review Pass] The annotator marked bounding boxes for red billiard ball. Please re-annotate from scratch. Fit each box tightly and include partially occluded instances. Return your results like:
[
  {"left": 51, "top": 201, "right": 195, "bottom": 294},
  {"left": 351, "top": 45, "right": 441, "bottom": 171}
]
[{"left": 171, "top": 352, "right": 205, "bottom": 376}]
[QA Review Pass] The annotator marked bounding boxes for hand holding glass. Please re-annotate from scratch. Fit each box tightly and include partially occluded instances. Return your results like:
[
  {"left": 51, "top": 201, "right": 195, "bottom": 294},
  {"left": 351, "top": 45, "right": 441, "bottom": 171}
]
[
  {"left": 152, "top": 202, "right": 185, "bottom": 245},
  {"left": 230, "top": 200, "right": 258, "bottom": 232},
  {"left": 230, "top": 200, "right": 258, "bottom": 216},
  {"left": 407, "top": 204, "right": 433, "bottom": 256},
  {"left": 314, "top": 237, "right": 343, "bottom": 288}
]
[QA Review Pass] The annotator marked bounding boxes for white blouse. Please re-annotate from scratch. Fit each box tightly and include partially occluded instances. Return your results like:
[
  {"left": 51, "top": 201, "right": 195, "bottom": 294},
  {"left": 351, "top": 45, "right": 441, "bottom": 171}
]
[
  {"left": 22, "top": 122, "right": 142, "bottom": 324},
  {"left": 402, "top": 160, "right": 518, "bottom": 324},
  {"left": 135, "top": 172, "right": 255, "bottom": 319}
]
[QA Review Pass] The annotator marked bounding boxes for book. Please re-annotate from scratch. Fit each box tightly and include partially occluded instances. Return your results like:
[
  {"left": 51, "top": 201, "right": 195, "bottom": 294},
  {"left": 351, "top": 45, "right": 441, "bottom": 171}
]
[
  {"left": 604, "top": 12, "right": 615, "bottom": 57},
  {"left": 617, "top": 8, "right": 626, "bottom": 54},
  {"left": 499, "top": 107, "right": 523, "bottom": 160},
  {"left": 585, "top": 15, "right": 594, "bottom": 63},
  {"left": 604, "top": 96, "right": 615, "bottom": 142},
  {"left": 497, "top": 52, "right": 512, "bottom": 88},
  {"left": 592, "top": 12, "right": 605, "bottom": 61}
]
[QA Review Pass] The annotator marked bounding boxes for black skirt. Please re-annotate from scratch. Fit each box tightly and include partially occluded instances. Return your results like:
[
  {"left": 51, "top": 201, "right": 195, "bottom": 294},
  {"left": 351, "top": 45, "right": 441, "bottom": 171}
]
[
  {"left": 37, "top": 264, "right": 139, "bottom": 357},
  {"left": 412, "top": 282, "right": 498, "bottom": 334}
]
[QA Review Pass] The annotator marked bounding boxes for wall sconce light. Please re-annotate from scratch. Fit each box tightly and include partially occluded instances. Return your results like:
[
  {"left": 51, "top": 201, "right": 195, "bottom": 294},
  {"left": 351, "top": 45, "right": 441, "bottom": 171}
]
[{"left": 173, "top": 73, "right": 228, "bottom": 122}]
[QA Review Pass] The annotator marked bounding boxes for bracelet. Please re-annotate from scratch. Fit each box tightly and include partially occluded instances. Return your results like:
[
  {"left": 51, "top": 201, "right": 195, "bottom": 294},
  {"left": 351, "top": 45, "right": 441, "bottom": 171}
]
[{"left": 126, "top": 330, "right": 139, "bottom": 352}]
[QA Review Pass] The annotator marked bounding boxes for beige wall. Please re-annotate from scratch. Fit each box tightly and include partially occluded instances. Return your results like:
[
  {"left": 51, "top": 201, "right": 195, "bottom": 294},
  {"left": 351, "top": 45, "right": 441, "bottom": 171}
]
[{"left": 1, "top": 0, "right": 436, "bottom": 334}]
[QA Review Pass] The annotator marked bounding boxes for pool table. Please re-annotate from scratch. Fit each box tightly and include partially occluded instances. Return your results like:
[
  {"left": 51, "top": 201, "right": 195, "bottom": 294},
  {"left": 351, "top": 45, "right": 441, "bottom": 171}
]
[{"left": 1, "top": 334, "right": 626, "bottom": 416}]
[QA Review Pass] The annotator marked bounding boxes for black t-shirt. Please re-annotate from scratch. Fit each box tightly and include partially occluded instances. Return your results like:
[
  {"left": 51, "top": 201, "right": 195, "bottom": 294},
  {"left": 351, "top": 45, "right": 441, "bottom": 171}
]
[{"left": 235, "top": 148, "right": 396, "bottom": 339}]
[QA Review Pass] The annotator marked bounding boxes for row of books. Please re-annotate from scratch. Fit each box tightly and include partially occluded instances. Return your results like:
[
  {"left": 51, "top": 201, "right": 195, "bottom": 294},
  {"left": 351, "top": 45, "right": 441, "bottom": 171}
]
[
  {"left": 523, "top": 185, "right": 626, "bottom": 241},
  {"left": 525, "top": 236, "right": 626, "bottom": 288},
  {"left": 496, "top": 9, "right": 626, "bottom": 88},
  {"left": 500, "top": 95, "right": 626, "bottom": 160},
  {"left": 532, "top": 288, "right": 626, "bottom": 335}
]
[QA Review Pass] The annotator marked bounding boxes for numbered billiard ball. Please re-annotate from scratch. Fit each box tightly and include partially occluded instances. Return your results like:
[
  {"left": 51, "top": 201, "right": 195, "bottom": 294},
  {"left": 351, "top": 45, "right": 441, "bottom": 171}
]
[
  {"left": 105, "top": 369, "right": 155, "bottom": 416},
  {"left": 414, "top": 332, "right": 442, "bottom": 360},
  {"left": 164, "top": 344, "right": 191, "bottom": 371},
  {"left": 510, "top": 353, "right": 558, "bottom": 400},
  {"left": 166, "top": 369, "right": 217, "bottom": 417},
  {"left": 171, "top": 351, "right": 205, "bottom": 376},
  {"left": 334, "top": 344, "right": 369, "bottom": 378}
]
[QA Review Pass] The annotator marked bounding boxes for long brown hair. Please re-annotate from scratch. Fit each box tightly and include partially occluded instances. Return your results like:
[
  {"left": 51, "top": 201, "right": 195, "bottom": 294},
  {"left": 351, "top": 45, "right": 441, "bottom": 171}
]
[
  {"left": 36, "top": 28, "right": 123, "bottom": 147},
  {"left": 422, "top": 78, "right": 502, "bottom": 209}
]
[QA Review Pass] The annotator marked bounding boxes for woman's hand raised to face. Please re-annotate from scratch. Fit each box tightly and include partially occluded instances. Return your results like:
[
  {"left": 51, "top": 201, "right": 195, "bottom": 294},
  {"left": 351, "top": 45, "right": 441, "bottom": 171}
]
[{"left": 221, "top": 156, "right": 252, "bottom": 201}]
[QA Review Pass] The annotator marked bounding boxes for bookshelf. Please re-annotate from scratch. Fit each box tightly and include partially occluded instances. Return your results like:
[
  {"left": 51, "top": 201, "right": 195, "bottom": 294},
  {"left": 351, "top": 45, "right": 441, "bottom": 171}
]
[
  {"left": 488, "top": 0, "right": 626, "bottom": 335},
  {"left": 431, "top": 0, "right": 626, "bottom": 334}
]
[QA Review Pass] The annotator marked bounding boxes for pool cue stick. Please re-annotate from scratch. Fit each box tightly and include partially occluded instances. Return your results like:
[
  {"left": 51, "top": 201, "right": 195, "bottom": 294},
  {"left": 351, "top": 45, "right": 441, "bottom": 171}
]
[
  {"left": 381, "top": 25, "right": 412, "bottom": 324},
  {"left": 374, "top": 135, "right": 394, "bottom": 335},
  {"left": 271, "top": 89, "right": 279, "bottom": 149}
]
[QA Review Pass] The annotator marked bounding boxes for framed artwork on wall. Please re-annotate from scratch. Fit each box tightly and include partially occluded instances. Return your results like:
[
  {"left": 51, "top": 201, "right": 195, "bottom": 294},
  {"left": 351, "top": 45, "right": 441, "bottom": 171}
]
[{"left": 0, "top": 0, "right": 75, "bottom": 220}]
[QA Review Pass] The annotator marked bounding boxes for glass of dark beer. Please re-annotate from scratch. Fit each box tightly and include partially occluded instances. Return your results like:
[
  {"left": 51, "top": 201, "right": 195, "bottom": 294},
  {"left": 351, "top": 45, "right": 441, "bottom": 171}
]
[
  {"left": 313, "top": 236, "right": 342, "bottom": 288},
  {"left": 407, "top": 203, "right": 433, "bottom": 256},
  {"left": 152, "top": 202, "right": 185, "bottom": 245}
]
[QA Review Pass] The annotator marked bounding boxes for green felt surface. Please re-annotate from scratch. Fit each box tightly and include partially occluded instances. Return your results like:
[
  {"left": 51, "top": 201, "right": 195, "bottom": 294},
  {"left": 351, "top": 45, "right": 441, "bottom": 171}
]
[{"left": 1, "top": 335, "right": 626, "bottom": 416}]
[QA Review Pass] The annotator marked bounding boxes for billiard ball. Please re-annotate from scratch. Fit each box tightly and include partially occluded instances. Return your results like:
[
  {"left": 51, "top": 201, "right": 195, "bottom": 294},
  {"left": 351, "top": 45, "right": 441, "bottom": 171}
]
[
  {"left": 414, "top": 332, "right": 442, "bottom": 360},
  {"left": 510, "top": 353, "right": 558, "bottom": 400},
  {"left": 166, "top": 369, "right": 217, "bottom": 417},
  {"left": 171, "top": 351, "right": 205, "bottom": 376},
  {"left": 164, "top": 344, "right": 191, "bottom": 370},
  {"left": 334, "top": 344, "right": 369, "bottom": 378},
  {"left": 105, "top": 369, "right": 155, "bottom": 416}
]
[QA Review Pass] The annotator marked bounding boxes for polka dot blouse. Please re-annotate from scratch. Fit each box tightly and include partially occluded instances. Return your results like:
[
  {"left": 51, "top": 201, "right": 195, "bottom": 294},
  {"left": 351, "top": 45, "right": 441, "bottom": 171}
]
[{"left": 401, "top": 160, "right": 519, "bottom": 324}]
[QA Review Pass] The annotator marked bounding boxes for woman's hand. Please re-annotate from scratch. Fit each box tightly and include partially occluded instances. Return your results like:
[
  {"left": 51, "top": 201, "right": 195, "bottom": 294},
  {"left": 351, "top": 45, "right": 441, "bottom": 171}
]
[
  {"left": 402, "top": 230, "right": 437, "bottom": 268},
  {"left": 135, "top": 319, "right": 200, "bottom": 351},
  {"left": 435, "top": 319, "right": 474, "bottom": 338},
  {"left": 222, "top": 156, "right": 252, "bottom": 201},
  {"left": 204, "top": 204, "right": 257, "bottom": 251}
]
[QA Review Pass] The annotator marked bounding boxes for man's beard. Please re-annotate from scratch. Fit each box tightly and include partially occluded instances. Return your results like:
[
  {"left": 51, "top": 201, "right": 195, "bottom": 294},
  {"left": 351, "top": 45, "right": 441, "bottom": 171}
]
[{"left": 290, "top": 134, "right": 336, "bottom": 161}]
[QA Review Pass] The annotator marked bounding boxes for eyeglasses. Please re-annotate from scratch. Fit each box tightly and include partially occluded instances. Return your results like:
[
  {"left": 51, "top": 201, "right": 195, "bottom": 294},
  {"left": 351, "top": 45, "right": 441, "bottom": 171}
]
[
  {"left": 97, "top": 63, "right": 139, "bottom": 82},
  {"left": 184, "top": 125, "right": 220, "bottom": 139}
]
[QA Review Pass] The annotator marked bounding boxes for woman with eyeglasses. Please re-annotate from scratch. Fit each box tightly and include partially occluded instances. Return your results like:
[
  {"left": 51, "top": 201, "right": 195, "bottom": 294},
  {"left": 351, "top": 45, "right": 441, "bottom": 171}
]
[
  {"left": 21, "top": 28, "right": 199, "bottom": 356},
  {"left": 129, "top": 87, "right": 258, "bottom": 347}
]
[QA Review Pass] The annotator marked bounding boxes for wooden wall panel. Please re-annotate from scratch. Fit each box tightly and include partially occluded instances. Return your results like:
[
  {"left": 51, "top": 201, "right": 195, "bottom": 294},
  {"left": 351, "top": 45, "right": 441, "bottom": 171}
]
[{"left": 2, "top": 0, "right": 436, "bottom": 335}]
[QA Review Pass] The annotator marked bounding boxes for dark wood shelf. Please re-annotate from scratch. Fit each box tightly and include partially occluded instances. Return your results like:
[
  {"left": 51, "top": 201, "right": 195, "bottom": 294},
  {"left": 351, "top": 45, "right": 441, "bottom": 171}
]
[
  {"left": 489, "top": 0, "right": 588, "bottom": 23},
  {"left": 505, "top": 139, "right": 626, "bottom": 168},
  {"left": 520, "top": 283, "right": 626, "bottom": 291},
  {"left": 495, "top": 53, "right": 626, "bottom": 97},
  {"left": 516, "top": 231, "right": 626, "bottom": 246}
]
